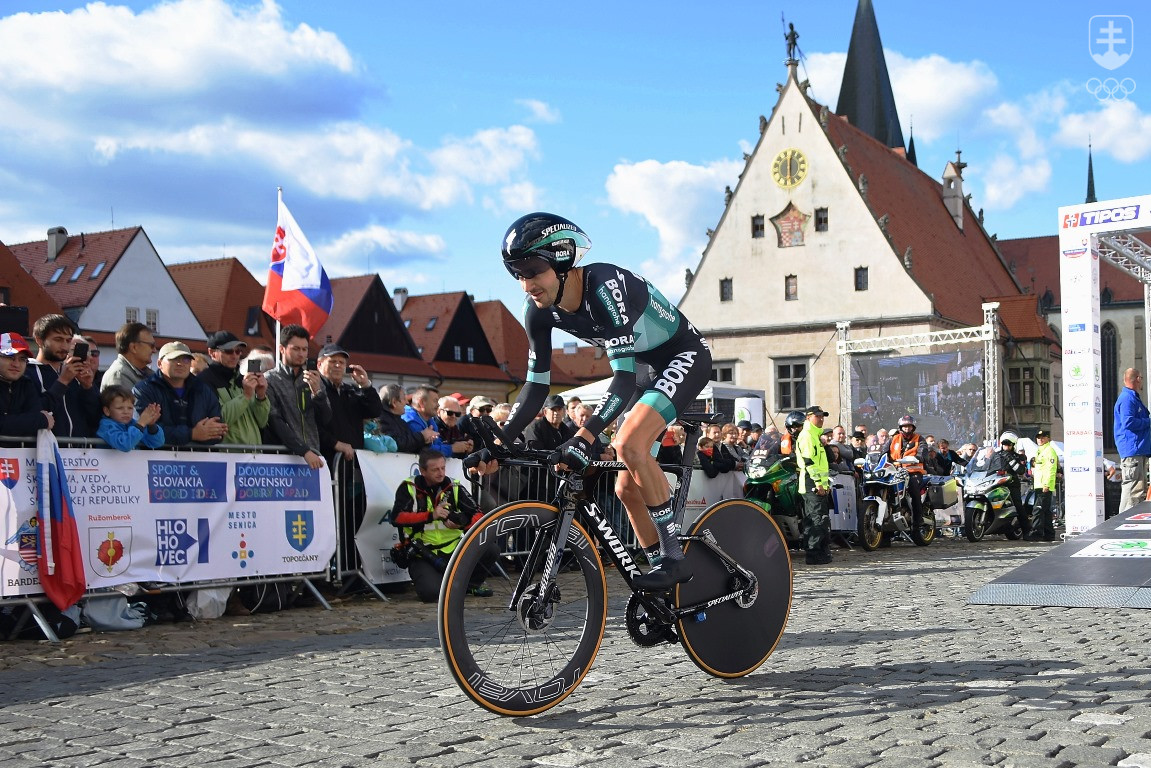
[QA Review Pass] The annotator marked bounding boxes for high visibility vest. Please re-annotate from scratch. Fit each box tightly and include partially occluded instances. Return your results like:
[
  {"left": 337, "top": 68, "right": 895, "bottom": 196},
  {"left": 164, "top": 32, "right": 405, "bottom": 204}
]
[
  {"left": 796, "top": 421, "right": 829, "bottom": 493},
  {"left": 401, "top": 478, "right": 463, "bottom": 550},
  {"left": 1033, "top": 442, "right": 1059, "bottom": 491},
  {"left": 889, "top": 432, "right": 925, "bottom": 474}
]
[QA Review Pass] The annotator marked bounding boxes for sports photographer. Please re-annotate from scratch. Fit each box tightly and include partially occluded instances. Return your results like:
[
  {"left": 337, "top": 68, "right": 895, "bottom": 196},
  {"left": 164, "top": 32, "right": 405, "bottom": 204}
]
[{"left": 390, "top": 448, "right": 493, "bottom": 602}]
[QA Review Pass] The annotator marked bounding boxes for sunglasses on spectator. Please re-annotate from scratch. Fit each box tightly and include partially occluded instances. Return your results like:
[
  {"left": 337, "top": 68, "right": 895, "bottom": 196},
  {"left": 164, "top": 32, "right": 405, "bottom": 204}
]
[
  {"left": 504, "top": 256, "right": 552, "bottom": 280},
  {"left": 441, "top": 410, "right": 462, "bottom": 417},
  {"left": 476, "top": 406, "right": 493, "bottom": 413}
]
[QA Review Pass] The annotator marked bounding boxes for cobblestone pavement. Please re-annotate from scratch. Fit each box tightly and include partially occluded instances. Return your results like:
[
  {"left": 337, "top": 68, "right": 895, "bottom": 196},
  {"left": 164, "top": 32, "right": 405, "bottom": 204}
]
[{"left": 3, "top": 536, "right": 1151, "bottom": 768}]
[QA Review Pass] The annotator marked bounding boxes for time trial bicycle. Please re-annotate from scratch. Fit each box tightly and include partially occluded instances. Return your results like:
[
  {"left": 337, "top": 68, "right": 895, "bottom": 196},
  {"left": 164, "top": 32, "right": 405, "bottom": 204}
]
[{"left": 437, "top": 413, "right": 792, "bottom": 716}]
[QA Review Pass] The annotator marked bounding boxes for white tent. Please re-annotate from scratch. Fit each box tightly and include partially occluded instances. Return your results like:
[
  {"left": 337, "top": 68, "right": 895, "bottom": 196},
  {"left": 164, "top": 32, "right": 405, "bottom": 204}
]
[{"left": 559, "top": 377, "right": 765, "bottom": 417}]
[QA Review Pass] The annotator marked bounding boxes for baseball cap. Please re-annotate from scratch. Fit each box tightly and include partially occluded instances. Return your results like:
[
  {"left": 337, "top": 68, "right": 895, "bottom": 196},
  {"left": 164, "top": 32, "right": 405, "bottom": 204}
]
[
  {"left": 449, "top": 391, "right": 471, "bottom": 407},
  {"left": 468, "top": 395, "right": 497, "bottom": 412},
  {"left": 158, "top": 341, "right": 193, "bottom": 361},
  {"left": 804, "top": 405, "right": 829, "bottom": 417},
  {"left": 0, "top": 332, "right": 31, "bottom": 357},
  {"left": 318, "top": 342, "right": 349, "bottom": 359},
  {"left": 751, "top": 423, "right": 763, "bottom": 431},
  {"left": 206, "top": 330, "right": 246, "bottom": 351},
  {"left": 1036, "top": 429, "right": 1050, "bottom": 439},
  {"left": 851, "top": 431, "right": 866, "bottom": 440},
  {"left": 737, "top": 420, "right": 752, "bottom": 430},
  {"left": 544, "top": 394, "right": 565, "bottom": 409}
]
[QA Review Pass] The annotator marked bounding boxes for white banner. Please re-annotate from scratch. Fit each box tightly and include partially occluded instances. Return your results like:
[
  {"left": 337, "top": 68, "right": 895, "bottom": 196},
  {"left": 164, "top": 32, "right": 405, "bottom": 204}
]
[
  {"left": 1, "top": 448, "right": 336, "bottom": 598},
  {"left": 356, "top": 451, "right": 468, "bottom": 585}
]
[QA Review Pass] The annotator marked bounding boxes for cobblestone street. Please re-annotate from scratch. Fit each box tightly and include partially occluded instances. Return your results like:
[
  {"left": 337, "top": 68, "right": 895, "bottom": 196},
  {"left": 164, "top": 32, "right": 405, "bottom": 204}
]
[{"left": 3, "top": 537, "right": 1151, "bottom": 767}]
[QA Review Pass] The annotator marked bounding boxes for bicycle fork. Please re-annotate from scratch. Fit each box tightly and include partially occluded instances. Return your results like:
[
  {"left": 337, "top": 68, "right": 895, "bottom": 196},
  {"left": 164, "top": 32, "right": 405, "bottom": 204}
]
[{"left": 507, "top": 506, "right": 577, "bottom": 632}]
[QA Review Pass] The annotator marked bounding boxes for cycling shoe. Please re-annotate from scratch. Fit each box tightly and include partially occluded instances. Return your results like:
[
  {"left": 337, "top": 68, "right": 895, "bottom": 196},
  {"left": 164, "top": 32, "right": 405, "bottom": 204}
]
[{"left": 633, "top": 557, "right": 693, "bottom": 592}]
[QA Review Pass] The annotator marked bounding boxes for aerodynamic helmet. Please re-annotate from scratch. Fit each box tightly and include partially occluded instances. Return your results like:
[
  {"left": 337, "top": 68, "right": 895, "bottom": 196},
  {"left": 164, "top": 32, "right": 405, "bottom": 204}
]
[
  {"left": 999, "top": 430, "right": 1019, "bottom": 446},
  {"left": 784, "top": 411, "right": 805, "bottom": 434},
  {"left": 898, "top": 414, "right": 916, "bottom": 429},
  {"left": 501, "top": 212, "right": 592, "bottom": 279}
]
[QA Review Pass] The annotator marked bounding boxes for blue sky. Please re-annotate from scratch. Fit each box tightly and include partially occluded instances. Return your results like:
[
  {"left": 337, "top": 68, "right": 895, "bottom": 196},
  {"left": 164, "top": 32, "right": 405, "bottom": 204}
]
[{"left": 1, "top": 0, "right": 1148, "bottom": 322}]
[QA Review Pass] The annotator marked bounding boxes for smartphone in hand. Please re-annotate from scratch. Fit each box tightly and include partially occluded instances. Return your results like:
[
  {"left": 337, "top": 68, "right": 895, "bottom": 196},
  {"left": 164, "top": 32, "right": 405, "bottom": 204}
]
[
  {"left": 72, "top": 342, "right": 90, "bottom": 360},
  {"left": 305, "top": 358, "right": 318, "bottom": 371}
]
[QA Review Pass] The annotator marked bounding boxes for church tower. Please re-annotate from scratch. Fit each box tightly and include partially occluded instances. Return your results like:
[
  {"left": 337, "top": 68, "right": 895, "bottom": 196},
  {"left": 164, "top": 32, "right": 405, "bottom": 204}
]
[{"left": 836, "top": 0, "right": 905, "bottom": 150}]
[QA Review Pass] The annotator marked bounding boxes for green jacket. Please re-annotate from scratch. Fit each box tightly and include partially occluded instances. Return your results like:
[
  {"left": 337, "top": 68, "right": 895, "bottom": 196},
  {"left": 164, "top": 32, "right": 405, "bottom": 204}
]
[
  {"left": 796, "top": 420, "right": 829, "bottom": 494},
  {"left": 1033, "top": 441, "right": 1059, "bottom": 492}
]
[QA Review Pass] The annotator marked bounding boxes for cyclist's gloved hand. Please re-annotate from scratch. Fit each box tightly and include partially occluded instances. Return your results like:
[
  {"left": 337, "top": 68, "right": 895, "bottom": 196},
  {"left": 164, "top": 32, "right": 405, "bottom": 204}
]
[
  {"left": 549, "top": 436, "right": 593, "bottom": 471},
  {"left": 463, "top": 449, "right": 491, "bottom": 470}
]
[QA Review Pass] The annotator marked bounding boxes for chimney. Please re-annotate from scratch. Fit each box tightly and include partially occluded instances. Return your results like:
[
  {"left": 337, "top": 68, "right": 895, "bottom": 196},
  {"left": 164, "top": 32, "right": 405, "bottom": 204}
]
[
  {"left": 47, "top": 226, "right": 68, "bottom": 261},
  {"left": 941, "top": 153, "right": 967, "bottom": 230},
  {"left": 393, "top": 287, "right": 408, "bottom": 312}
]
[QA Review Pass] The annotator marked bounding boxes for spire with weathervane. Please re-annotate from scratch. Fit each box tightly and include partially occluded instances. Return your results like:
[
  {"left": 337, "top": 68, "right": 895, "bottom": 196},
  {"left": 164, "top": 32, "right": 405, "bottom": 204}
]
[
  {"left": 907, "top": 119, "right": 918, "bottom": 167},
  {"left": 1086, "top": 140, "right": 1097, "bottom": 204},
  {"left": 836, "top": 0, "right": 905, "bottom": 151}
]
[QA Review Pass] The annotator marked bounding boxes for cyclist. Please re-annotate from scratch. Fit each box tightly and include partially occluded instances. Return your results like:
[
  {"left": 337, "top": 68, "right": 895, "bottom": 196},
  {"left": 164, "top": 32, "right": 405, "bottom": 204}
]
[{"left": 490, "top": 211, "right": 712, "bottom": 591}]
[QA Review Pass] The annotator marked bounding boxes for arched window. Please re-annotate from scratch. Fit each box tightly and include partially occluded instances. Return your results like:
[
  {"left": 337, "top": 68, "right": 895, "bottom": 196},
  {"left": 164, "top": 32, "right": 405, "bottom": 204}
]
[{"left": 1102, "top": 322, "right": 1119, "bottom": 450}]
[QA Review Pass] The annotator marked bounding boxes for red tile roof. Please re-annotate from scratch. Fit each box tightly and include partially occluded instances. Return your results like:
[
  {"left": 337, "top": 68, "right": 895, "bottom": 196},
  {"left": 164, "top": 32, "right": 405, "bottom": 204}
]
[
  {"left": 997, "top": 235, "right": 1144, "bottom": 306},
  {"left": 167, "top": 258, "right": 276, "bottom": 347},
  {"left": 819, "top": 109, "right": 1023, "bottom": 326},
  {"left": 0, "top": 240, "right": 64, "bottom": 324},
  {"left": 9, "top": 227, "right": 142, "bottom": 309},
  {"left": 554, "top": 345, "right": 614, "bottom": 383},
  {"left": 992, "top": 293, "right": 1059, "bottom": 344},
  {"left": 402, "top": 292, "right": 466, "bottom": 361}
]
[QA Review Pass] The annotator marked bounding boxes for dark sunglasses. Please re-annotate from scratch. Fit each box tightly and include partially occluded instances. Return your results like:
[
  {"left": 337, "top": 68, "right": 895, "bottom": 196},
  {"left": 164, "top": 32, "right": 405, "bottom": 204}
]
[
  {"left": 504, "top": 256, "right": 551, "bottom": 280},
  {"left": 442, "top": 410, "right": 462, "bottom": 417},
  {"left": 476, "top": 406, "right": 493, "bottom": 413}
]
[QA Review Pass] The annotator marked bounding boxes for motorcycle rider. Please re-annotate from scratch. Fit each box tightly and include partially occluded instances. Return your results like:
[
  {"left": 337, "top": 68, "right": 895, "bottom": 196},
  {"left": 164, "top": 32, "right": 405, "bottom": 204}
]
[
  {"left": 796, "top": 405, "right": 833, "bottom": 564},
  {"left": 883, "top": 414, "right": 929, "bottom": 528},
  {"left": 1028, "top": 429, "right": 1059, "bottom": 541},
  {"left": 991, "top": 430, "right": 1029, "bottom": 533}
]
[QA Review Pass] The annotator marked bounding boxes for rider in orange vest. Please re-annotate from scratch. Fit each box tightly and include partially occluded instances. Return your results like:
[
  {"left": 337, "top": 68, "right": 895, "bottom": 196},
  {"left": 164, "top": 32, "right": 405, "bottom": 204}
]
[{"left": 884, "top": 414, "right": 928, "bottom": 525}]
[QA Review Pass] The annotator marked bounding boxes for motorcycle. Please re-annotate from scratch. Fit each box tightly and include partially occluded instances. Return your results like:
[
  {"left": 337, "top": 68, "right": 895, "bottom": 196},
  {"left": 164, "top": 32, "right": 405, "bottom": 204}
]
[
  {"left": 744, "top": 452, "right": 803, "bottom": 548},
  {"left": 854, "top": 452, "right": 935, "bottom": 550},
  {"left": 960, "top": 467, "right": 1026, "bottom": 542}
]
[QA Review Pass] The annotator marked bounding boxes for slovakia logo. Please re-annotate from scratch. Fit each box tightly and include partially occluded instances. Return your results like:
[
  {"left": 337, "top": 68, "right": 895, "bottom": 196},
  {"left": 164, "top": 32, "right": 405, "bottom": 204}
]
[
  {"left": 0, "top": 457, "right": 18, "bottom": 489},
  {"left": 285, "top": 510, "right": 314, "bottom": 552},
  {"left": 1090, "top": 16, "right": 1133, "bottom": 70},
  {"left": 90, "top": 528, "right": 131, "bottom": 577}
]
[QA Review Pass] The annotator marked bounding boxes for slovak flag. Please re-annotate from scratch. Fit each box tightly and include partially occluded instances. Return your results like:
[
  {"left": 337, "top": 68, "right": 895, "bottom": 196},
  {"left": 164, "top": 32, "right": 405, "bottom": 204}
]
[
  {"left": 35, "top": 429, "right": 86, "bottom": 611},
  {"left": 262, "top": 197, "right": 334, "bottom": 336}
]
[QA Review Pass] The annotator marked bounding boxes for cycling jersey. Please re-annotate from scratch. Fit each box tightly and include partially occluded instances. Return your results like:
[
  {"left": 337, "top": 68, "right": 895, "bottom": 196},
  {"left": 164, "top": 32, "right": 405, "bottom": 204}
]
[{"left": 503, "top": 262, "right": 711, "bottom": 443}]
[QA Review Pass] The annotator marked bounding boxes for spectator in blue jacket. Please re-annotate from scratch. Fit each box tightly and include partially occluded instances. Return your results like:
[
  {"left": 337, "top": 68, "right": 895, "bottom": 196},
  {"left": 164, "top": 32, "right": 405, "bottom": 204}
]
[
  {"left": 403, "top": 385, "right": 467, "bottom": 458},
  {"left": 96, "top": 386, "right": 164, "bottom": 451},
  {"left": 1114, "top": 367, "right": 1151, "bottom": 513},
  {"left": 133, "top": 342, "right": 228, "bottom": 446}
]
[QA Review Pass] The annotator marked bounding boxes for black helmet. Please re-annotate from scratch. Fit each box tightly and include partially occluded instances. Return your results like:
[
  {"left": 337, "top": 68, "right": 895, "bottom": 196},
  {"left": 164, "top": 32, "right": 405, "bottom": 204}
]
[
  {"left": 784, "top": 411, "right": 805, "bottom": 434},
  {"left": 501, "top": 212, "right": 591, "bottom": 279}
]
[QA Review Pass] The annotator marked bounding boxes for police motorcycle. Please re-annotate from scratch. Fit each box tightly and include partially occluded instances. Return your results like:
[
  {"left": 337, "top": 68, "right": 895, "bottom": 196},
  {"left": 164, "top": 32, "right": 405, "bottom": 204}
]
[
  {"left": 854, "top": 450, "right": 935, "bottom": 549},
  {"left": 960, "top": 434, "right": 1026, "bottom": 542},
  {"left": 744, "top": 412, "right": 804, "bottom": 548}
]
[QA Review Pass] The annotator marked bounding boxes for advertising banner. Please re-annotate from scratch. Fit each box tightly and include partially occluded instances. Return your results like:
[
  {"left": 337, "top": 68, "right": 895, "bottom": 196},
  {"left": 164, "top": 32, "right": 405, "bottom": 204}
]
[{"left": 1, "top": 448, "right": 336, "bottom": 598}]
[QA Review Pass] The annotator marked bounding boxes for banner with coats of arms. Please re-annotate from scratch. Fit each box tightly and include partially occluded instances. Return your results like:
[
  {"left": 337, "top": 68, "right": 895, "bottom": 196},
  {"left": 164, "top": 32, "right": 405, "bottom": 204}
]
[{"left": 1, "top": 448, "right": 336, "bottom": 598}]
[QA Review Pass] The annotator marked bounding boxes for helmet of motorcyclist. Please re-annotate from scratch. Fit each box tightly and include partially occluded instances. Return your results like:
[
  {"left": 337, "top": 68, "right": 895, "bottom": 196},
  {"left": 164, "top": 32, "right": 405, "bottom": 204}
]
[
  {"left": 501, "top": 212, "right": 591, "bottom": 279},
  {"left": 784, "top": 411, "right": 805, "bottom": 434},
  {"left": 999, "top": 430, "right": 1019, "bottom": 447},
  {"left": 898, "top": 414, "right": 916, "bottom": 430}
]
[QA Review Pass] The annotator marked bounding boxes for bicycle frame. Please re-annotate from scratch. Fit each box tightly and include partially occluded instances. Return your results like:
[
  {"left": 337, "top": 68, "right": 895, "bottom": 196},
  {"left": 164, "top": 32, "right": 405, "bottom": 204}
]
[{"left": 502, "top": 420, "right": 758, "bottom": 628}]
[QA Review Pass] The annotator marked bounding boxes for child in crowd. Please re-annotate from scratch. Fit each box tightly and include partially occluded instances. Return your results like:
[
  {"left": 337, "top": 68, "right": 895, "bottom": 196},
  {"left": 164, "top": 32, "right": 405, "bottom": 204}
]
[
  {"left": 0, "top": 332, "right": 55, "bottom": 436},
  {"left": 97, "top": 386, "right": 165, "bottom": 451}
]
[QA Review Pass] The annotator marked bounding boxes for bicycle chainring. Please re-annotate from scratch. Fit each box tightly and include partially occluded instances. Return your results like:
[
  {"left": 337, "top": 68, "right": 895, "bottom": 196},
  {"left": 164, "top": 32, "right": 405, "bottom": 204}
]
[{"left": 625, "top": 593, "right": 678, "bottom": 647}]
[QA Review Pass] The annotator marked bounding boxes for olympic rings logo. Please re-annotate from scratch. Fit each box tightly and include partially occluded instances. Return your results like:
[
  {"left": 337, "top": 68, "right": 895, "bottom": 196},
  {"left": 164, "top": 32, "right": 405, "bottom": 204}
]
[{"left": 1086, "top": 77, "right": 1137, "bottom": 102}]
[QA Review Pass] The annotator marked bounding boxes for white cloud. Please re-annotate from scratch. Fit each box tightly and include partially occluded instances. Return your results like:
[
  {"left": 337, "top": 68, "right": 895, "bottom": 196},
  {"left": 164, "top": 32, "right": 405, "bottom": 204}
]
[
  {"left": 516, "top": 99, "right": 561, "bottom": 124},
  {"left": 0, "top": 0, "right": 353, "bottom": 93},
  {"left": 1054, "top": 99, "right": 1151, "bottom": 163},
  {"left": 322, "top": 224, "right": 446, "bottom": 274},
  {"left": 483, "top": 182, "right": 538, "bottom": 214},
  {"left": 801, "top": 50, "right": 997, "bottom": 144},
  {"left": 605, "top": 158, "right": 742, "bottom": 300},
  {"left": 978, "top": 154, "right": 1052, "bottom": 209}
]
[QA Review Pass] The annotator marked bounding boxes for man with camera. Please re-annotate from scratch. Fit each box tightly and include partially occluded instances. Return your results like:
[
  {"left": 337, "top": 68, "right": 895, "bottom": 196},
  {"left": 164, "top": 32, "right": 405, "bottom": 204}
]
[
  {"left": 266, "top": 324, "right": 330, "bottom": 470},
  {"left": 390, "top": 448, "right": 492, "bottom": 602},
  {"left": 25, "top": 313, "right": 100, "bottom": 437},
  {"left": 198, "top": 330, "right": 270, "bottom": 446}
]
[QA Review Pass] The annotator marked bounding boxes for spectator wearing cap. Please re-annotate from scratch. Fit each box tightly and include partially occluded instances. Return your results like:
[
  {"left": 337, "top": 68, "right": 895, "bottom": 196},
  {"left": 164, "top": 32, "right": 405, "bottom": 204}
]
[
  {"left": 448, "top": 392, "right": 471, "bottom": 411},
  {"left": 0, "top": 332, "right": 54, "bottom": 436},
  {"left": 265, "top": 324, "right": 330, "bottom": 470},
  {"left": 133, "top": 342, "right": 227, "bottom": 445},
  {"left": 433, "top": 395, "right": 474, "bottom": 458},
  {"left": 1029, "top": 429, "right": 1059, "bottom": 542},
  {"left": 796, "top": 405, "right": 833, "bottom": 565},
  {"left": 460, "top": 395, "right": 497, "bottom": 442},
  {"left": 736, "top": 419, "right": 753, "bottom": 447},
  {"left": 316, "top": 343, "right": 382, "bottom": 466},
  {"left": 25, "top": 313, "right": 100, "bottom": 438},
  {"left": 523, "top": 394, "right": 568, "bottom": 501},
  {"left": 198, "top": 330, "right": 269, "bottom": 446},
  {"left": 848, "top": 430, "right": 867, "bottom": 461},
  {"left": 102, "top": 321, "right": 156, "bottom": 394},
  {"left": 745, "top": 423, "right": 763, "bottom": 450}
]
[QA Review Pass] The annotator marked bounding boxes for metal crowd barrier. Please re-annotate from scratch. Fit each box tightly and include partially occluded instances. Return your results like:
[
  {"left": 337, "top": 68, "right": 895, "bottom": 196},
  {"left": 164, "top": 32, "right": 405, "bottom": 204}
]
[{"left": 0, "top": 436, "right": 337, "bottom": 642}]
